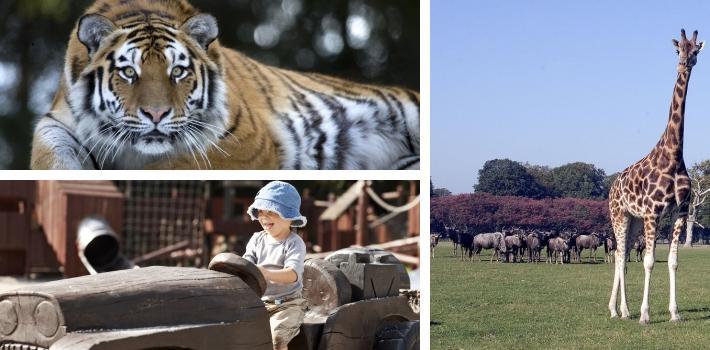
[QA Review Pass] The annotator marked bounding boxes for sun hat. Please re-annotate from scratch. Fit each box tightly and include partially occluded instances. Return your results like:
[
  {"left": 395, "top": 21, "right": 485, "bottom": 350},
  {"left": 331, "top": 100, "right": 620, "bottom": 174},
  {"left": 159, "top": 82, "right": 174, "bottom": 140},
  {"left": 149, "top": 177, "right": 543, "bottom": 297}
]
[{"left": 247, "top": 181, "right": 307, "bottom": 227}]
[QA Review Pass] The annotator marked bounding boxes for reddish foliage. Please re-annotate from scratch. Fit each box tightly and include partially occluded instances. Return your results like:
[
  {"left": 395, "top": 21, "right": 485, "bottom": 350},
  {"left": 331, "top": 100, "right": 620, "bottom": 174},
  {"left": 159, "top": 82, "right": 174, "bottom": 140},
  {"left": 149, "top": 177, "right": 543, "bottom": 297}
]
[{"left": 431, "top": 193, "right": 610, "bottom": 233}]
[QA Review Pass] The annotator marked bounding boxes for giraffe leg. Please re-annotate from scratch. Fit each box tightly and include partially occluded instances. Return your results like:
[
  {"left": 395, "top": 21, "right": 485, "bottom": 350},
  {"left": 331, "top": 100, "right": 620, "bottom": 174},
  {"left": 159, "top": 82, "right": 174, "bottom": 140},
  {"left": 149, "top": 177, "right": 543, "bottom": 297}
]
[
  {"left": 668, "top": 215, "right": 686, "bottom": 322},
  {"left": 639, "top": 215, "right": 658, "bottom": 325},
  {"left": 610, "top": 215, "right": 630, "bottom": 319}
]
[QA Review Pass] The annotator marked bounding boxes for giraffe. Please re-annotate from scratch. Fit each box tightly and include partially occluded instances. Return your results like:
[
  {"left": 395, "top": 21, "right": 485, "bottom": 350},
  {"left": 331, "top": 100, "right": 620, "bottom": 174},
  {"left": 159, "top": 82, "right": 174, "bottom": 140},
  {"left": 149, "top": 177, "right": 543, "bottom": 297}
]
[{"left": 607, "top": 29, "right": 703, "bottom": 324}]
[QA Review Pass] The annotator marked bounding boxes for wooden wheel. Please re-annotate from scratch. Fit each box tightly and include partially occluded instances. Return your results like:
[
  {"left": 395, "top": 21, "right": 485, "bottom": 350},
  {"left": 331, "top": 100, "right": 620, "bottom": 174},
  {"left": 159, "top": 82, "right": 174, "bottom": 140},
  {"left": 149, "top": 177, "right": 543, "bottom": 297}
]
[
  {"left": 208, "top": 253, "right": 267, "bottom": 297},
  {"left": 374, "top": 321, "right": 420, "bottom": 350},
  {"left": 302, "top": 258, "right": 351, "bottom": 316}
]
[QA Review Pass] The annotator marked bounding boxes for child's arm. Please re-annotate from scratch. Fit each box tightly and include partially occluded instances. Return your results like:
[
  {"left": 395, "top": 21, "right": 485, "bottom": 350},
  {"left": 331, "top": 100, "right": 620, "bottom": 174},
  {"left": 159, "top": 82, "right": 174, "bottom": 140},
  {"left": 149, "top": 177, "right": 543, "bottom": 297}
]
[
  {"left": 261, "top": 237, "right": 306, "bottom": 285},
  {"left": 258, "top": 266, "right": 297, "bottom": 284},
  {"left": 242, "top": 233, "right": 259, "bottom": 264}
]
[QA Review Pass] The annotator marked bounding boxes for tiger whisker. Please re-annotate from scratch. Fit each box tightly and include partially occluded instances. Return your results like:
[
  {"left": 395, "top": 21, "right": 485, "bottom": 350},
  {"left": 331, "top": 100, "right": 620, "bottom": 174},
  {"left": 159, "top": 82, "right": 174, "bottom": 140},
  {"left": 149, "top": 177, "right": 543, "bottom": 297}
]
[
  {"left": 81, "top": 122, "right": 125, "bottom": 165},
  {"left": 182, "top": 127, "right": 212, "bottom": 168},
  {"left": 183, "top": 123, "right": 230, "bottom": 157},
  {"left": 94, "top": 128, "right": 124, "bottom": 169},
  {"left": 99, "top": 128, "right": 129, "bottom": 169},
  {"left": 110, "top": 129, "right": 133, "bottom": 164},
  {"left": 179, "top": 128, "right": 207, "bottom": 169},
  {"left": 187, "top": 119, "right": 240, "bottom": 146}
]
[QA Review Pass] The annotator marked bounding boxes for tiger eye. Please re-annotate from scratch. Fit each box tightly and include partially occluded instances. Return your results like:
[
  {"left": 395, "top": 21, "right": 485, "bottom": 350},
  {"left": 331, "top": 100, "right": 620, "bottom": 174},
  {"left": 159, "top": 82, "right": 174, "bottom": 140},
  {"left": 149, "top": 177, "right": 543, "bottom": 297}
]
[
  {"left": 171, "top": 67, "right": 184, "bottom": 78},
  {"left": 122, "top": 67, "right": 136, "bottom": 78}
]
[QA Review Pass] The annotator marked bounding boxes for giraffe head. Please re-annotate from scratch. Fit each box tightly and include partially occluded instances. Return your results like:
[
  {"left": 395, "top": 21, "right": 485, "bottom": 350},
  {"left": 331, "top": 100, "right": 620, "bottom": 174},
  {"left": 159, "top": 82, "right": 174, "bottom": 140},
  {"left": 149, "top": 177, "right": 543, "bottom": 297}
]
[{"left": 673, "top": 29, "right": 704, "bottom": 72}]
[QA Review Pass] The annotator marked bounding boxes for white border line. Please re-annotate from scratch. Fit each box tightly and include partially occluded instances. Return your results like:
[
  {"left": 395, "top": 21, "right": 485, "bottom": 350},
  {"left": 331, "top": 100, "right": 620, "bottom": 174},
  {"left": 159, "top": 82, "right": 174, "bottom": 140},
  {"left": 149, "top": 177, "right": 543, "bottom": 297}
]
[
  {"left": 419, "top": 0, "right": 431, "bottom": 347},
  {"left": 3, "top": 170, "right": 422, "bottom": 181},
  {"left": 1, "top": 0, "right": 433, "bottom": 344}
]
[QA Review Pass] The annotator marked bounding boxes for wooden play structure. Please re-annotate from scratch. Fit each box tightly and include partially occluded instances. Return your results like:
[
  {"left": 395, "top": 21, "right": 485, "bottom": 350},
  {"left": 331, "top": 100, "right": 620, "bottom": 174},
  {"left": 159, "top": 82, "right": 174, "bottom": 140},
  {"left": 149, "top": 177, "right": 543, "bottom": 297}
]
[
  {"left": 0, "top": 249, "right": 419, "bottom": 350},
  {"left": 0, "top": 180, "right": 420, "bottom": 277},
  {"left": 0, "top": 181, "right": 122, "bottom": 277}
]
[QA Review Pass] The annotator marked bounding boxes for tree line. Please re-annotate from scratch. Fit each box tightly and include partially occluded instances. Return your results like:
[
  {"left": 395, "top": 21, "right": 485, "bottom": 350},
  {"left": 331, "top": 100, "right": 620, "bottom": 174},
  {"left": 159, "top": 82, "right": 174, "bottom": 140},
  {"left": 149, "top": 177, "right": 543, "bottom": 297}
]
[
  {"left": 431, "top": 159, "right": 710, "bottom": 242},
  {"left": 472, "top": 159, "right": 614, "bottom": 200},
  {"left": 431, "top": 192, "right": 609, "bottom": 234}
]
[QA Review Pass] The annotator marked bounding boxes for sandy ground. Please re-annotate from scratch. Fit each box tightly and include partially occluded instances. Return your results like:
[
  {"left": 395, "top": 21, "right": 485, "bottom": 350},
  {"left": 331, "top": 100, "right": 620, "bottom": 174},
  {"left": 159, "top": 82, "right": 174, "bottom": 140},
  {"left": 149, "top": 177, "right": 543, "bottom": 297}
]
[{"left": 0, "top": 276, "right": 61, "bottom": 293}]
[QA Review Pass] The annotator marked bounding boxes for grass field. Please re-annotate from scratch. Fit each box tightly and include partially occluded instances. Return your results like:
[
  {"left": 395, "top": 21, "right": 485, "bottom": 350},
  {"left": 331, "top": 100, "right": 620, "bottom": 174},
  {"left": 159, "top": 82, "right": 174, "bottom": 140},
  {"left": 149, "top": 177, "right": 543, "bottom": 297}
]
[{"left": 431, "top": 241, "right": 710, "bottom": 349}]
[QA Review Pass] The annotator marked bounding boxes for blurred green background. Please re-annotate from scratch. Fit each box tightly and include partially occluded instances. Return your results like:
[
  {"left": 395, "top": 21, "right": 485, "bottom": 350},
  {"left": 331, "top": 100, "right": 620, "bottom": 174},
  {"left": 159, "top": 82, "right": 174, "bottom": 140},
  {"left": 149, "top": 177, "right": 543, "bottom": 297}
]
[{"left": 0, "top": 0, "right": 420, "bottom": 169}]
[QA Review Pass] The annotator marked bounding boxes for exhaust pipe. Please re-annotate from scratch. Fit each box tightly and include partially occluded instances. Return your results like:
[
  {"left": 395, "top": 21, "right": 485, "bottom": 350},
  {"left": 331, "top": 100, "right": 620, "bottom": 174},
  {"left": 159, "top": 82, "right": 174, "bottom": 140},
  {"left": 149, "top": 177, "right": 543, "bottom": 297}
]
[{"left": 76, "top": 216, "right": 134, "bottom": 274}]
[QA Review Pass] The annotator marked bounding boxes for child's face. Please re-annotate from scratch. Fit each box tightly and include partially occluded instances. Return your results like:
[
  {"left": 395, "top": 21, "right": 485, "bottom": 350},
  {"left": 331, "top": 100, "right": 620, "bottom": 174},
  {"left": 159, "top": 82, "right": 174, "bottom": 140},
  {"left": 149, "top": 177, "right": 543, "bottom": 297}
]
[{"left": 257, "top": 210, "right": 292, "bottom": 236}]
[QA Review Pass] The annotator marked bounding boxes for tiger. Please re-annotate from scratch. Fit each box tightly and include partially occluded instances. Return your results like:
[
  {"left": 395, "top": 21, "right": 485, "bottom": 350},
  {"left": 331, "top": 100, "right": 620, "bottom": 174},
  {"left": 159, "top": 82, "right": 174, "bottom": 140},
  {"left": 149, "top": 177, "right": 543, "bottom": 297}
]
[{"left": 30, "top": 0, "right": 420, "bottom": 170}]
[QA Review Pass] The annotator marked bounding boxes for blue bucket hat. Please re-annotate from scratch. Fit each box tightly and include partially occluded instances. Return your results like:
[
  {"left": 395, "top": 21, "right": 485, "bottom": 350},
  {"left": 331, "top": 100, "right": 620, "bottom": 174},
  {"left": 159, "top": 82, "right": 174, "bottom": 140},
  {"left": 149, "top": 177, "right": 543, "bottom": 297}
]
[{"left": 247, "top": 181, "right": 307, "bottom": 227}]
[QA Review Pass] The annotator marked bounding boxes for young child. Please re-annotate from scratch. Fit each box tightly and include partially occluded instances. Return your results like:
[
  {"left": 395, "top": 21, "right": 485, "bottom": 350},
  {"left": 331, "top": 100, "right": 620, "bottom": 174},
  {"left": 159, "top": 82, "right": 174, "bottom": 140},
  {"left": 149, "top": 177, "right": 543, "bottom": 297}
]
[{"left": 243, "top": 181, "right": 308, "bottom": 350}]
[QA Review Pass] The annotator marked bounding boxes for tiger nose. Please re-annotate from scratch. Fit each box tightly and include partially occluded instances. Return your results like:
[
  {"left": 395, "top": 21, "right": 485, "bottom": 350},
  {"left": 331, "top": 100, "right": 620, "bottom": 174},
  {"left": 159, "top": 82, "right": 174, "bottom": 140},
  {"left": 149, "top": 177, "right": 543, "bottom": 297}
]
[{"left": 140, "top": 107, "right": 172, "bottom": 124}]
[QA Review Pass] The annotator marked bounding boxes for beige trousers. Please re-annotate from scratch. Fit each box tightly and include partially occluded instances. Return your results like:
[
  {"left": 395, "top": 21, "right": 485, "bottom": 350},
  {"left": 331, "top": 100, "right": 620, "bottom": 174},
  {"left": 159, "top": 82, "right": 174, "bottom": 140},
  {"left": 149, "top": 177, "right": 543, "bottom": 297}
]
[{"left": 264, "top": 297, "right": 307, "bottom": 349}]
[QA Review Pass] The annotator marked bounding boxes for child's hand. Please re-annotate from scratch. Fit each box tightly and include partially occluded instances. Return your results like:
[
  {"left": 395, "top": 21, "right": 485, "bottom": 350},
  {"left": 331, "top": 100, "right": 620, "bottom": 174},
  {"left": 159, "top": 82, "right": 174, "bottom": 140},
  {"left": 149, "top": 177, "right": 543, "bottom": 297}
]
[
  {"left": 258, "top": 266, "right": 270, "bottom": 280},
  {"left": 257, "top": 266, "right": 298, "bottom": 284}
]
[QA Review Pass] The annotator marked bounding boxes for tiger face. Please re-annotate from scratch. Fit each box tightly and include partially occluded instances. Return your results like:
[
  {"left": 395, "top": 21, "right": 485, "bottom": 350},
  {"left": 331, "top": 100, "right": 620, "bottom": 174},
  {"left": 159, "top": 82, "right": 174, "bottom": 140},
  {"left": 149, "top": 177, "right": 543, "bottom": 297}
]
[{"left": 68, "top": 13, "right": 228, "bottom": 165}]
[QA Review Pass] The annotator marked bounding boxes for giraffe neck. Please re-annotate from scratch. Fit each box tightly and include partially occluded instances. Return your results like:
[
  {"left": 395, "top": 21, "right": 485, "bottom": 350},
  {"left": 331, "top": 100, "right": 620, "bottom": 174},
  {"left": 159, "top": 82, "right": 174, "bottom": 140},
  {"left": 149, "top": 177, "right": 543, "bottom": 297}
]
[{"left": 657, "top": 69, "right": 691, "bottom": 159}]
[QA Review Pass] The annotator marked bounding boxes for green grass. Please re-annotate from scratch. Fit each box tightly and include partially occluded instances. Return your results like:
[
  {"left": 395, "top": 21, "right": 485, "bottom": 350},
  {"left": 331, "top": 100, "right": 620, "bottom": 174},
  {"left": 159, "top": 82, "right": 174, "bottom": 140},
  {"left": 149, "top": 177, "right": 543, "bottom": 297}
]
[{"left": 431, "top": 242, "right": 710, "bottom": 350}]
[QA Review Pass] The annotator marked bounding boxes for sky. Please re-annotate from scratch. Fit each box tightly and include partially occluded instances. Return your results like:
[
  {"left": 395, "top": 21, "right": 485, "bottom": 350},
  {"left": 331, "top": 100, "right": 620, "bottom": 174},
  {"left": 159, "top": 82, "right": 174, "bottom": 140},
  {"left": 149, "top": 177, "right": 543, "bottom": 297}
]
[{"left": 432, "top": 1, "right": 710, "bottom": 194}]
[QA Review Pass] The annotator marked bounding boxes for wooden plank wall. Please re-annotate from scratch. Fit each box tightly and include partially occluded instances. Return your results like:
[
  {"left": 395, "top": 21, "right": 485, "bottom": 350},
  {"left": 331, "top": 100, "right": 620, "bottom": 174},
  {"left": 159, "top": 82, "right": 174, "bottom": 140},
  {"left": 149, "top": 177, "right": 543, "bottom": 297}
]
[
  {"left": 36, "top": 181, "right": 124, "bottom": 277},
  {"left": 0, "top": 181, "right": 34, "bottom": 275}
]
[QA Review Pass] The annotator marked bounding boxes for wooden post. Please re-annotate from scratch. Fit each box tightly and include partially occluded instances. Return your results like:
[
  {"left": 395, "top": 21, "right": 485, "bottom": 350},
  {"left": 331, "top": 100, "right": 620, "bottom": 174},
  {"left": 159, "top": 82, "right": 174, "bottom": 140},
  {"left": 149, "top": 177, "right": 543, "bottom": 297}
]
[
  {"left": 356, "top": 183, "right": 369, "bottom": 246},
  {"left": 331, "top": 220, "right": 339, "bottom": 251},
  {"left": 408, "top": 181, "right": 419, "bottom": 237}
]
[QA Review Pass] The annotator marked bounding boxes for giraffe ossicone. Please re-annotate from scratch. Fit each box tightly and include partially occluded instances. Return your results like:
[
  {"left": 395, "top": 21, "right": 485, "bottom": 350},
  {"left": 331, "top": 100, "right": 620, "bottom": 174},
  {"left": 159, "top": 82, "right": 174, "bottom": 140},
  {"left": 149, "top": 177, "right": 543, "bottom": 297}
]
[{"left": 608, "top": 29, "right": 701, "bottom": 325}]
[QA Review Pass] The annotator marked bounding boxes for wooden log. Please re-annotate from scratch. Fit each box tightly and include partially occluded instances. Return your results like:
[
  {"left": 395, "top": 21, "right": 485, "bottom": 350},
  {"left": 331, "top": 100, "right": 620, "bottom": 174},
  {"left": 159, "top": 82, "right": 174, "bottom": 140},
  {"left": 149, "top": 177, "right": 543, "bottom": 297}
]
[
  {"left": 317, "top": 296, "right": 418, "bottom": 350},
  {"left": 337, "top": 253, "right": 399, "bottom": 301},
  {"left": 50, "top": 322, "right": 272, "bottom": 350},
  {"left": 325, "top": 247, "right": 411, "bottom": 292},
  {"left": 0, "top": 266, "right": 270, "bottom": 349},
  {"left": 289, "top": 321, "right": 325, "bottom": 350}
]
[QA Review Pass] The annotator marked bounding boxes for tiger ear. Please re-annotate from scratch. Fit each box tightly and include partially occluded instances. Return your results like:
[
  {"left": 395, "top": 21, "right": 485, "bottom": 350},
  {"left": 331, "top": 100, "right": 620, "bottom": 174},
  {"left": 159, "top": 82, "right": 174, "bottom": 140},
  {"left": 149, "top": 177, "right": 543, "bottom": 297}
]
[
  {"left": 78, "top": 14, "right": 117, "bottom": 56},
  {"left": 181, "top": 14, "right": 219, "bottom": 50}
]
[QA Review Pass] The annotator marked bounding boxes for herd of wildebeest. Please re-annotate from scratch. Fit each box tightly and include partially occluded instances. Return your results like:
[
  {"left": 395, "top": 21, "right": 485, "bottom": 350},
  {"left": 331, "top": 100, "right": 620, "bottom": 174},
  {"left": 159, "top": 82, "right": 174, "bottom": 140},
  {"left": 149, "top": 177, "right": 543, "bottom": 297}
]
[{"left": 430, "top": 227, "right": 648, "bottom": 264}]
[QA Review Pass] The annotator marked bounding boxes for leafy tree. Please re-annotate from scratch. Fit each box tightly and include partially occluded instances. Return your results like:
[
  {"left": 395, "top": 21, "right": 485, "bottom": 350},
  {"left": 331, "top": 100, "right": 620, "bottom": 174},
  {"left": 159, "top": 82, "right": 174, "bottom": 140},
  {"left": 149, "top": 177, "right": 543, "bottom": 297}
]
[
  {"left": 550, "top": 162, "right": 607, "bottom": 199},
  {"left": 685, "top": 160, "right": 710, "bottom": 247},
  {"left": 433, "top": 187, "right": 452, "bottom": 197},
  {"left": 474, "top": 159, "right": 547, "bottom": 199},
  {"left": 602, "top": 173, "right": 619, "bottom": 199},
  {"left": 524, "top": 163, "right": 557, "bottom": 197}
]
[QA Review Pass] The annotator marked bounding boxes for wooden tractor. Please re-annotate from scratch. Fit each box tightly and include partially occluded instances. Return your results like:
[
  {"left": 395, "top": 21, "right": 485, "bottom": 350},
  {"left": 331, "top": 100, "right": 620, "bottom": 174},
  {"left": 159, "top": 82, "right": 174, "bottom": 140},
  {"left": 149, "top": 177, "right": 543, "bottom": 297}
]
[{"left": 0, "top": 248, "right": 419, "bottom": 350}]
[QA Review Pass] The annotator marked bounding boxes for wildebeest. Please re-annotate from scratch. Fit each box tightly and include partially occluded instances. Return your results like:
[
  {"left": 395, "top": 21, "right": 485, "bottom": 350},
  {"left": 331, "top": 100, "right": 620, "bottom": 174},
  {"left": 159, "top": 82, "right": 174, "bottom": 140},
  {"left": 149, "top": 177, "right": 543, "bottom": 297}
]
[
  {"left": 566, "top": 233, "right": 579, "bottom": 263},
  {"left": 446, "top": 227, "right": 460, "bottom": 257},
  {"left": 472, "top": 232, "right": 506, "bottom": 262},
  {"left": 547, "top": 236, "right": 571, "bottom": 264},
  {"left": 628, "top": 235, "right": 646, "bottom": 262},
  {"left": 575, "top": 233, "right": 603, "bottom": 263},
  {"left": 430, "top": 234, "right": 440, "bottom": 258},
  {"left": 459, "top": 233, "right": 475, "bottom": 261},
  {"left": 526, "top": 231, "right": 541, "bottom": 263},
  {"left": 605, "top": 235, "right": 616, "bottom": 263},
  {"left": 527, "top": 230, "right": 553, "bottom": 263},
  {"left": 503, "top": 233, "right": 525, "bottom": 263},
  {"left": 516, "top": 228, "right": 528, "bottom": 260}
]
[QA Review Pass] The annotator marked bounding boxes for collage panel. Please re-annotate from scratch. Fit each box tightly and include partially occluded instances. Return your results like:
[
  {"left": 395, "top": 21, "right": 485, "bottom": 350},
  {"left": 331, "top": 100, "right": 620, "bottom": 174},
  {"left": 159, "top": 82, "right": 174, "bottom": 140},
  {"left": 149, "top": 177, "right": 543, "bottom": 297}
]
[
  {"left": 0, "top": 0, "right": 427, "bottom": 349},
  {"left": 431, "top": 1, "right": 710, "bottom": 349},
  {"left": 0, "top": 179, "right": 421, "bottom": 349},
  {"left": 0, "top": 0, "right": 419, "bottom": 171}
]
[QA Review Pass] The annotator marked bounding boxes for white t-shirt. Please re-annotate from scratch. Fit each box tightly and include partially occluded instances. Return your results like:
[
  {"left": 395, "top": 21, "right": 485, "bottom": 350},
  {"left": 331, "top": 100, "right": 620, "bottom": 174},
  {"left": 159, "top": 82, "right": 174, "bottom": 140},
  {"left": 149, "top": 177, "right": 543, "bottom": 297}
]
[{"left": 243, "top": 231, "right": 306, "bottom": 301}]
